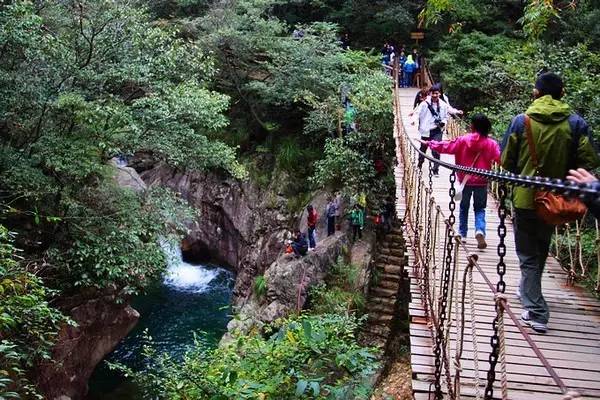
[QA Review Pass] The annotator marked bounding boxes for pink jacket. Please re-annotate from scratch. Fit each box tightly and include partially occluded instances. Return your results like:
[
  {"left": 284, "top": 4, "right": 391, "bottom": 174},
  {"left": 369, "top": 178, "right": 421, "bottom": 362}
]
[{"left": 428, "top": 132, "right": 501, "bottom": 186}]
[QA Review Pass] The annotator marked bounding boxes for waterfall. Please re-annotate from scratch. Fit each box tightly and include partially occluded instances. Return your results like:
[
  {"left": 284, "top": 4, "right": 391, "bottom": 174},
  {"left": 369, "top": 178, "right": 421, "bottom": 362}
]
[{"left": 161, "top": 241, "right": 222, "bottom": 292}]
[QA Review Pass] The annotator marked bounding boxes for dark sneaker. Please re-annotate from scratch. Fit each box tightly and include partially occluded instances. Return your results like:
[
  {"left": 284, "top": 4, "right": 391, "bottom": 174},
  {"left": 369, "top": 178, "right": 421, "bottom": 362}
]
[
  {"left": 475, "top": 231, "right": 487, "bottom": 249},
  {"left": 521, "top": 311, "right": 548, "bottom": 333}
]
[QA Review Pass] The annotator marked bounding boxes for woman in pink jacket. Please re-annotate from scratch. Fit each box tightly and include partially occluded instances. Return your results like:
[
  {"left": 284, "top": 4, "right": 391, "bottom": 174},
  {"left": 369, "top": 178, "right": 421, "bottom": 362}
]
[{"left": 421, "top": 114, "right": 500, "bottom": 249}]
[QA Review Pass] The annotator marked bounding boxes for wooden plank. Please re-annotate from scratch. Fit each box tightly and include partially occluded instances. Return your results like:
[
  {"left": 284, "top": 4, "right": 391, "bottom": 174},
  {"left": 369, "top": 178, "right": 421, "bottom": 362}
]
[{"left": 410, "top": 323, "right": 600, "bottom": 353}]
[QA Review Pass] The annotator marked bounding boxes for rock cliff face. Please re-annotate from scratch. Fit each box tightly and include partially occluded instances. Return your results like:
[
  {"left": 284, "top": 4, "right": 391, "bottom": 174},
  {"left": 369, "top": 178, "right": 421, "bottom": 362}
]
[
  {"left": 37, "top": 295, "right": 139, "bottom": 400},
  {"left": 140, "top": 164, "right": 292, "bottom": 305}
]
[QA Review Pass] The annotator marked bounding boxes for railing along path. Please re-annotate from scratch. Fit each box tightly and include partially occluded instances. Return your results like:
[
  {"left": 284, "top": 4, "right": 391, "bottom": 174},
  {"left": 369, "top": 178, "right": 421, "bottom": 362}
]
[{"left": 391, "top": 63, "right": 600, "bottom": 400}]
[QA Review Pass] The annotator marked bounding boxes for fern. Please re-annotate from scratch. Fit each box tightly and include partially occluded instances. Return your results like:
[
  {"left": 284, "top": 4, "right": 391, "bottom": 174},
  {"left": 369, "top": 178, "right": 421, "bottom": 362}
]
[{"left": 254, "top": 275, "right": 268, "bottom": 299}]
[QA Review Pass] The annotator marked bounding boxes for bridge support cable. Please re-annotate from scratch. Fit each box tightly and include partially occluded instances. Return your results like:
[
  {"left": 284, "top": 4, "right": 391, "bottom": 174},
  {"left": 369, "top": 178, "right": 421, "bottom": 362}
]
[{"left": 391, "top": 61, "right": 600, "bottom": 399}]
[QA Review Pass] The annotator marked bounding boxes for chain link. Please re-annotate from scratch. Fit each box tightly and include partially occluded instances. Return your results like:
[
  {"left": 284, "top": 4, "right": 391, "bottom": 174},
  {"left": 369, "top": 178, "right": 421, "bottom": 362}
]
[
  {"left": 485, "top": 183, "right": 508, "bottom": 399},
  {"left": 448, "top": 171, "right": 456, "bottom": 227},
  {"left": 422, "top": 162, "right": 434, "bottom": 318}
]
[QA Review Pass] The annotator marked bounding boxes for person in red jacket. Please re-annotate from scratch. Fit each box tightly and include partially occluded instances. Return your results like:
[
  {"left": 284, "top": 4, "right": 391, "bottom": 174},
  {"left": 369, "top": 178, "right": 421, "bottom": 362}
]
[
  {"left": 420, "top": 114, "right": 500, "bottom": 249},
  {"left": 306, "top": 204, "right": 318, "bottom": 250}
]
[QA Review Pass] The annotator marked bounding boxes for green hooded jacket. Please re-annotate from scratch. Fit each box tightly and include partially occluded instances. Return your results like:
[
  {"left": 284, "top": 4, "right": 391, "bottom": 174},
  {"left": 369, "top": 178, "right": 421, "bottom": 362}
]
[
  {"left": 501, "top": 95, "right": 599, "bottom": 209},
  {"left": 349, "top": 208, "right": 364, "bottom": 227}
]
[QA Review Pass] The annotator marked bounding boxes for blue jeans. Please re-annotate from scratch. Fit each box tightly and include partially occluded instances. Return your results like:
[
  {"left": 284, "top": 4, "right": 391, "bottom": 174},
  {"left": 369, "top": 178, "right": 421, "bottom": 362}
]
[
  {"left": 403, "top": 71, "right": 413, "bottom": 87},
  {"left": 459, "top": 186, "right": 487, "bottom": 238},
  {"left": 327, "top": 216, "right": 335, "bottom": 236},
  {"left": 417, "top": 128, "right": 442, "bottom": 173},
  {"left": 308, "top": 227, "right": 316, "bottom": 248},
  {"left": 514, "top": 209, "right": 553, "bottom": 324}
]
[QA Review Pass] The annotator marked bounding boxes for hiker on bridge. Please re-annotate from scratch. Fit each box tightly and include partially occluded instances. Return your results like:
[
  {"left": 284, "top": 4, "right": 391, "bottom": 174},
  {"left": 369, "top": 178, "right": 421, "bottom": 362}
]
[
  {"left": 398, "top": 50, "right": 407, "bottom": 87},
  {"left": 501, "top": 72, "right": 600, "bottom": 333},
  {"left": 411, "top": 83, "right": 448, "bottom": 176},
  {"left": 402, "top": 55, "right": 416, "bottom": 88},
  {"left": 419, "top": 113, "right": 500, "bottom": 249},
  {"left": 413, "top": 83, "right": 430, "bottom": 108}
]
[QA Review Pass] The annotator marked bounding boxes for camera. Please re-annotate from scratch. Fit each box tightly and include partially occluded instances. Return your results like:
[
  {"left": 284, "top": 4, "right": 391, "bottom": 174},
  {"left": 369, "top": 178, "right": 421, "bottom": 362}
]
[{"left": 434, "top": 117, "right": 445, "bottom": 128}]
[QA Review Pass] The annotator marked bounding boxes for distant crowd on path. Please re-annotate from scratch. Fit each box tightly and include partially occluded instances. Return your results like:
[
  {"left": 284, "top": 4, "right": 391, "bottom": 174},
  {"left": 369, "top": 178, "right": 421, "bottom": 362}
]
[
  {"left": 285, "top": 194, "right": 395, "bottom": 257},
  {"left": 409, "top": 72, "right": 600, "bottom": 335},
  {"left": 381, "top": 42, "right": 422, "bottom": 88}
]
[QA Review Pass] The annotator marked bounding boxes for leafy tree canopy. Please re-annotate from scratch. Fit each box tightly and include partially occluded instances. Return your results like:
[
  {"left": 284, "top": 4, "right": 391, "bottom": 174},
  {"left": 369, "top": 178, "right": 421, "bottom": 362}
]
[{"left": 0, "top": 0, "right": 235, "bottom": 299}]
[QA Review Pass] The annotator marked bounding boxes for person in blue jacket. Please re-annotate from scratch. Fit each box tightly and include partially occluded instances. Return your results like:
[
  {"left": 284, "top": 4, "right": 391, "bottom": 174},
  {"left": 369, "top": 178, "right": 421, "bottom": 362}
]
[
  {"left": 403, "top": 55, "right": 416, "bottom": 88},
  {"left": 398, "top": 50, "right": 407, "bottom": 87},
  {"left": 291, "top": 230, "right": 308, "bottom": 256}
]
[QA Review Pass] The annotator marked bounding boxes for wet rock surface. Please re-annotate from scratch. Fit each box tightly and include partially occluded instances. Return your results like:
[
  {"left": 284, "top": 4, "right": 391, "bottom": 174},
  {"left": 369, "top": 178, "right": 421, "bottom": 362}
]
[{"left": 140, "top": 164, "right": 292, "bottom": 305}]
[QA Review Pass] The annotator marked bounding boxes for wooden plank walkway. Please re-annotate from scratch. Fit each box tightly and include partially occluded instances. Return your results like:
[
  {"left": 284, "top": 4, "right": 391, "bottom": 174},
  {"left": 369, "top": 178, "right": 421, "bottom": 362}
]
[{"left": 394, "top": 88, "right": 600, "bottom": 400}]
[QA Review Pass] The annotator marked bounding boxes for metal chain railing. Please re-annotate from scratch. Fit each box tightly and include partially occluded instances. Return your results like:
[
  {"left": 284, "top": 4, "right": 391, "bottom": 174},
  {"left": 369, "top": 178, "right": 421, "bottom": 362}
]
[
  {"left": 443, "top": 109, "right": 600, "bottom": 292},
  {"left": 391, "top": 60, "right": 597, "bottom": 400}
]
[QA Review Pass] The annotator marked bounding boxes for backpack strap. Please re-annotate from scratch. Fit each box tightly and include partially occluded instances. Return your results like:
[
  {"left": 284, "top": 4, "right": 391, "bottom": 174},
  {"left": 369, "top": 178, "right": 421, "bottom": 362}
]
[
  {"left": 426, "top": 101, "right": 439, "bottom": 118},
  {"left": 525, "top": 114, "right": 581, "bottom": 176},
  {"left": 524, "top": 115, "right": 541, "bottom": 176}
]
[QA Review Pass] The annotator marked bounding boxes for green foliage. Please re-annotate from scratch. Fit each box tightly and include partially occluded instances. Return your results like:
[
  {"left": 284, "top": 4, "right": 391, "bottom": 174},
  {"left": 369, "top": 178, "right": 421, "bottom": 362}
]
[
  {"left": 113, "top": 313, "right": 379, "bottom": 399},
  {"left": 545, "top": 0, "right": 600, "bottom": 51},
  {"left": 312, "top": 137, "right": 376, "bottom": 193},
  {"left": 552, "top": 223, "right": 599, "bottom": 297},
  {"left": 520, "top": 0, "right": 561, "bottom": 40},
  {"left": 430, "top": 32, "right": 517, "bottom": 110},
  {"left": 310, "top": 70, "right": 393, "bottom": 195},
  {"left": 0, "top": 0, "right": 236, "bottom": 298},
  {"left": 433, "top": 32, "right": 600, "bottom": 143},
  {"left": 0, "top": 226, "right": 68, "bottom": 399},
  {"left": 310, "top": 258, "right": 366, "bottom": 314},
  {"left": 276, "top": 136, "right": 307, "bottom": 172},
  {"left": 274, "top": 0, "right": 420, "bottom": 48},
  {"left": 48, "top": 187, "right": 195, "bottom": 295},
  {"left": 253, "top": 275, "right": 268, "bottom": 300},
  {"left": 419, "top": 0, "right": 518, "bottom": 35}
]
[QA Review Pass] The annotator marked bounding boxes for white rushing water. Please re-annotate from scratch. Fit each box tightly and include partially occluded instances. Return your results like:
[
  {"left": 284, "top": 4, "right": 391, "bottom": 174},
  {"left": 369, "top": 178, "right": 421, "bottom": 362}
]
[{"left": 161, "top": 240, "right": 221, "bottom": 292}]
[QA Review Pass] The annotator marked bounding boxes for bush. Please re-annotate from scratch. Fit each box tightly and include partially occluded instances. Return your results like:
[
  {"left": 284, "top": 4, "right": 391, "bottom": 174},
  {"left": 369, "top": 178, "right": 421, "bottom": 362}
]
[
  {"left": 0, "top": 226, "right": 69, "bottom": 399},
  {"left": 112, "top": 313, "right": 379, "bottom": 399},
  {"left": 276, "top": 136, "right": 306, "bottom": 172},
  {"left": 253, "top": 275, "right": 268, "bottom": 300},
  {"left": 312, "top": 136, "right": 377, "bottom": 193},
  {"left": 310, "top": 258, "right": 366, "bottom": 314}
]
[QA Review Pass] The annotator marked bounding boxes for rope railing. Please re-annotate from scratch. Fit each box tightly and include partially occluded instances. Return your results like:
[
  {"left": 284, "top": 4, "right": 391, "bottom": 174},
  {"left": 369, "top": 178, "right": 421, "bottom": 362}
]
[{"left": 392, "top": 60, "right": 595, "bottom": 400}]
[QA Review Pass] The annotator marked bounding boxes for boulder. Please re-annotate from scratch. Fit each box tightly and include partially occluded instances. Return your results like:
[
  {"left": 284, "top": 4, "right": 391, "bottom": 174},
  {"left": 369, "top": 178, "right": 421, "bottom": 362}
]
[
  {"left": 260, "top": 231, "right": 349, "bottom": 323},
  {"left": 109, "top": 158, "right": 146, "bottom": 192}
]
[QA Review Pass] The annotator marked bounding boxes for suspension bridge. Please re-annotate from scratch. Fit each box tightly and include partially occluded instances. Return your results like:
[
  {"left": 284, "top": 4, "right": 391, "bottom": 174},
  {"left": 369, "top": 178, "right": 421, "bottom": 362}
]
[{"left": 391, "top": 66, "right": 600, "bottom": 399}]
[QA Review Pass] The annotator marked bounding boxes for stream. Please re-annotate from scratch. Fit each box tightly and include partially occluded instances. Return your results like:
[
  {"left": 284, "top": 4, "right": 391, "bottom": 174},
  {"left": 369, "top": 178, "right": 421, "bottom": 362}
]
[{"left": 87, "top": 242, "right": 234, "bottom": 399}]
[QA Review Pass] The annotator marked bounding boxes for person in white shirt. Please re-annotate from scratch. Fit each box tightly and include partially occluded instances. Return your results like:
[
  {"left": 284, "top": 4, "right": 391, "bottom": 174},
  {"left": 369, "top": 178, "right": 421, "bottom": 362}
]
[{"left": 411, "top": 83, "right": 448, "bottom": 175}]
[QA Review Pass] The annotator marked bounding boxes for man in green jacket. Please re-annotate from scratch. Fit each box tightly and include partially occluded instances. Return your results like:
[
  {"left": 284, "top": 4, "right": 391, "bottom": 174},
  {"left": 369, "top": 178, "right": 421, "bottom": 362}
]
[
  {"left": 501, "top": 72, "right": 599, "bottom": 333},
  {"left": 349, "top": 204, "right": 364, "bottom": 242}
]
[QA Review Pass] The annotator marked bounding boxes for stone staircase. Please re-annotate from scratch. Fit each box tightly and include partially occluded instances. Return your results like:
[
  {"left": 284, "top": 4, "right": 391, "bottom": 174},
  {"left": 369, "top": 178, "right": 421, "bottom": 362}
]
[{"left": 362, "top": 226, "right": 409, "bottom": 348}]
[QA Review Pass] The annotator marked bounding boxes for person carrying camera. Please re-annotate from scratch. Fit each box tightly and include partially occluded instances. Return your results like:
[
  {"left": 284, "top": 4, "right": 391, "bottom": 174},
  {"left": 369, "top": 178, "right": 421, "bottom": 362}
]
[{"left": 412, "top": 83, "right": 448, "bottom": 176}]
